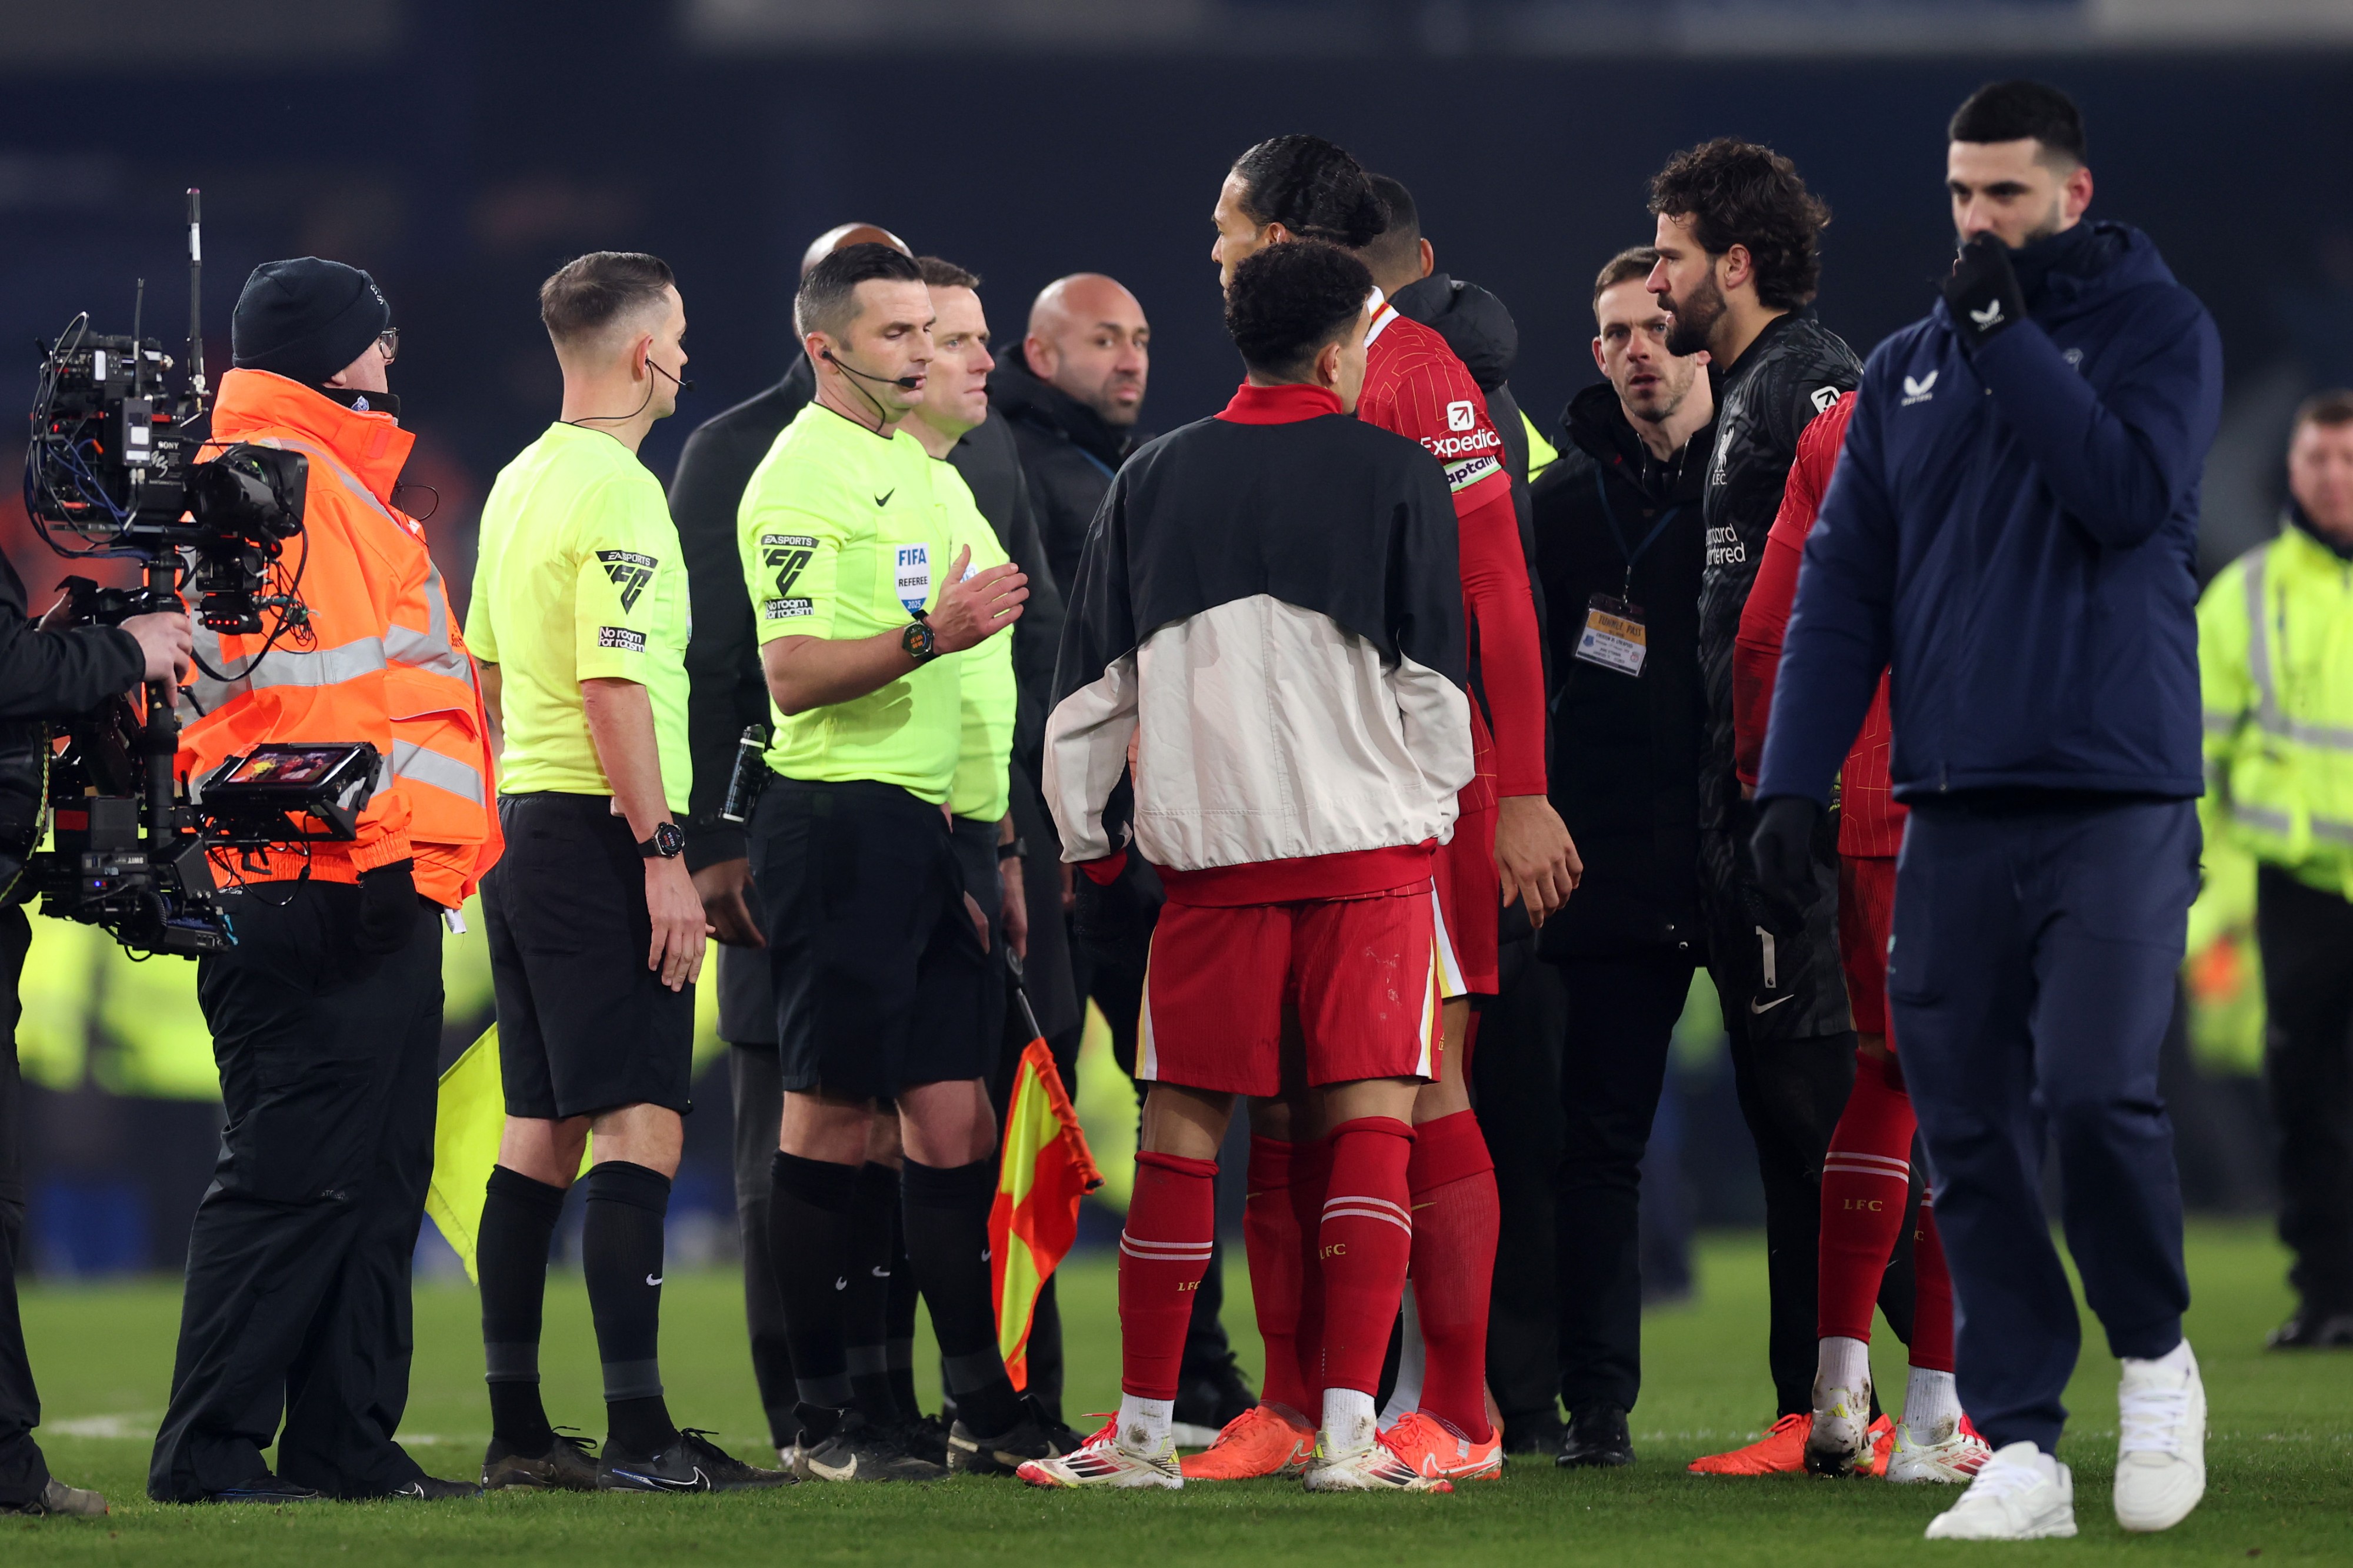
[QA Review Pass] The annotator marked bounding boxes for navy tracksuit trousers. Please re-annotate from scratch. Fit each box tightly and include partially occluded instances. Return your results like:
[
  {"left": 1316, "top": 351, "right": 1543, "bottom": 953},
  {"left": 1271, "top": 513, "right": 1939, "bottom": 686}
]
[{"left": 1888, "top": 795, "right": 2195, "bottom": 1454}]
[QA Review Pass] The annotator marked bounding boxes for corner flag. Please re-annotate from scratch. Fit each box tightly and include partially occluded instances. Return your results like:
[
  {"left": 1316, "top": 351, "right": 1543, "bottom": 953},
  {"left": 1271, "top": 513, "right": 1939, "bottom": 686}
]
[{"left": 989, "top": 968, "right": 1102, "bottom": 1390}]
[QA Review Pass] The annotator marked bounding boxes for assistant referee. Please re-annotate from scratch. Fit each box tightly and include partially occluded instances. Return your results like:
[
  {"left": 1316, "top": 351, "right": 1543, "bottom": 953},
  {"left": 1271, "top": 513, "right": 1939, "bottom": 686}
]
[
  {"left": 467, "top": 252, "right": 784, "bottom": 1495},
  {"left": 738, "top": 244, "right": 1054, "bottom": 1482}
]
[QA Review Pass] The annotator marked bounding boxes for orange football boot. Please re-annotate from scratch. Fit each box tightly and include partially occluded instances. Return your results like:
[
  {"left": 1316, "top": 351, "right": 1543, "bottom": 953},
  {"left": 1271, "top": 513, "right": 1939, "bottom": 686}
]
[
  {"left": 1866, "top": 1414, "right": 1894, "bottom": 1477},
  {"left": 1383, "top": 1412, "right": 1504, "bottom": 1482},
  {"left": 1688, "top": 1413, "right": 1811, "bottom": 1475},
  {"left": 1178, "top": 1403, "right": 1315, "bottom": 1481}
]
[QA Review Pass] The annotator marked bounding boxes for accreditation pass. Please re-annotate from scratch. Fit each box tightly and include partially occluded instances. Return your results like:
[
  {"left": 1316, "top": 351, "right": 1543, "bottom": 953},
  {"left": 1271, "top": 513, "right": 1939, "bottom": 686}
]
[{"left": 1575, "top": 593, "right": 1648, "bottom": 676}]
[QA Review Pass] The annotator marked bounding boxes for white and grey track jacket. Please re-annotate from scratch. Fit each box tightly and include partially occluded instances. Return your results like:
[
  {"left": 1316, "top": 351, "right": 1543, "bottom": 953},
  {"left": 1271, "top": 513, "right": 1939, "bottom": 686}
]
[{"left": 1043, "top": 382, "right": 1474, "bottom": 898}]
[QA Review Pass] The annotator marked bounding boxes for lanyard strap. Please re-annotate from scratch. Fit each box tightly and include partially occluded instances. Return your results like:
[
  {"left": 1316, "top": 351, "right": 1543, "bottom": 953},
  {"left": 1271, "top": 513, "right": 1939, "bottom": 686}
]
[{"left": 1593, "top": 467, "right": 1682, "bottom": 591}]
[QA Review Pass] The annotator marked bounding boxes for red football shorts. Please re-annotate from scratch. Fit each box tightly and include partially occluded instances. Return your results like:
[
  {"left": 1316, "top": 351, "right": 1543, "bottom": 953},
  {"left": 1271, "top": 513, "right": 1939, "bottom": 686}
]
[
  {"left": 1136, "top": 883, "right": 1447, "bottom": 1097},
  {"left": 1837, "top": 853, "right": 1897, "bottom": 1039},
  {"left": 1433, "top": 800, "right": 1497, "bottom": 997}
]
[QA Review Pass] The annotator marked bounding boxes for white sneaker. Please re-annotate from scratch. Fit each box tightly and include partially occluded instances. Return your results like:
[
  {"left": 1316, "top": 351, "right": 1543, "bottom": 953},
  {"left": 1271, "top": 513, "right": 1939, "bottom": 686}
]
[
  {"left": 1886, "top": 1415, "right": 1992, "bottom": 1484},
  {"left": 1804, "top": 1375, "right": 1874, "bottom": 1477},
  {"left": 2114, "top": 1341, "right": 2206, "bottom": 1532},
  {"left": 1016, "top": 1417, "right": 1182, "bottom": 1490},
  {"left": 1923, "top": 1442, "right": 2077, "bottom": 1540},
  {"left": 1301, "top": 1429, "right": 1453, "bottom": 1493}
]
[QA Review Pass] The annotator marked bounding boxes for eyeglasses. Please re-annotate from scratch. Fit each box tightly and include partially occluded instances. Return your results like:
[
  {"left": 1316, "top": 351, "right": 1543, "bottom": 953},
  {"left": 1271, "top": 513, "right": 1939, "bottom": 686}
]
[{"left": 375, "top": 328, "right": 399, "bottom": 365}]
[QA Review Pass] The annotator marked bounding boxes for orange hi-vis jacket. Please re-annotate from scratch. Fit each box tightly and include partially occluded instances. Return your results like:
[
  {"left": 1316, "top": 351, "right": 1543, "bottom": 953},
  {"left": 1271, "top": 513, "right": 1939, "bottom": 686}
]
[{"left": 179, "top": 369, "right": 501, "bottom": 908}]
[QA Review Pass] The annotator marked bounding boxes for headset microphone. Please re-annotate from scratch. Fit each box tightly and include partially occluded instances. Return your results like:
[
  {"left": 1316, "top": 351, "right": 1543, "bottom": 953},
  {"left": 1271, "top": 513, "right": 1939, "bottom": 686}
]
[
  {"left": 824, "top": 348, "right": 922, "bottom": 391},
  {"left": 652, "top": 360, "right": 695, "bottom": 393}
]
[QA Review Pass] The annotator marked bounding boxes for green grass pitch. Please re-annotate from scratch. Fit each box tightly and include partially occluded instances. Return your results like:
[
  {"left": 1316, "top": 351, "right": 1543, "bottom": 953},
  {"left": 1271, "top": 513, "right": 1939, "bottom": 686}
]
[{"left": 9, "top": 1222, "right": 2349, "bottom": 1563}]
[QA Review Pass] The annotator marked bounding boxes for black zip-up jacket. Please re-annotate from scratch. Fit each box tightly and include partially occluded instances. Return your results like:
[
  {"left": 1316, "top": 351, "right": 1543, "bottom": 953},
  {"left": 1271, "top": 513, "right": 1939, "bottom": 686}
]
[
  {"left": 0, "top": 547, "right": 145, "bottom": 877},
  {"left": 988, "top": 350, "right": 1141, "bottom": 596},
  {"left": 1695, "top": 312, "right": 1859, "bottom": 832},
  {"left": 666, "top": 355, "right": 818, "bottom": 869},
  {"left": 944, "top": 413, "right": 1065, "bottom": 786},
  {"left": 1533, "top": 382, "right": 1715, "bottom": 957}
]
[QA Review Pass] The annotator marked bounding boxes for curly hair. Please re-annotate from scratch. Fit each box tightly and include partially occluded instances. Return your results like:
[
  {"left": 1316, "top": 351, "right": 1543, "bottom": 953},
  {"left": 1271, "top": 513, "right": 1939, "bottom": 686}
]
[
  {"left": 1231, "top": 135, "right": 1388, "bottom": 250},
  {"left": 1648, "top": 139, "right": 1831, "bottom": 310},
  {"left": 1224, "top": 240, "right": 1372, "bottom": 380}
]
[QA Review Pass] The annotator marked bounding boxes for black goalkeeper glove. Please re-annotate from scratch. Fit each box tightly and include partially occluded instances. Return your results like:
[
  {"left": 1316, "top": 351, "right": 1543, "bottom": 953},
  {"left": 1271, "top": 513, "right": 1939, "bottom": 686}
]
[
  {"left": 1748, "top": 796, "right": 1823, "bottom": 915},
  {"left": 353, "top": 857, "right": 420, "bottom": 956},
  {"left": 1943, "top": 233, "right": 2027, "bottom": 352}
]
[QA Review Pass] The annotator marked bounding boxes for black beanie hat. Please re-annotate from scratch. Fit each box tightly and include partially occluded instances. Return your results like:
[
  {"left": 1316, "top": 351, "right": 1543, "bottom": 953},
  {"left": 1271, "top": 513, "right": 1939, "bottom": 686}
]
[{"left": 231, "top": 258, "right": 390, "bottom": 388}]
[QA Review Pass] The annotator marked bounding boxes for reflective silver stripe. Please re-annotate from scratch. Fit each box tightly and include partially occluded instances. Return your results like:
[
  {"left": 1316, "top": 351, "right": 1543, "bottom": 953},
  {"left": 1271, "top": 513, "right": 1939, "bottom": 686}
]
[
  {"left": 251, "top": 435, "right": 402, "bottom": 530},
  {"left": 2202, "top": 710, "right": 2241, "bottom": 737},
  {"left": 385, "top": 622, "right": 471, "bottom": 680},
  {"left": 2246, "top": 551, "right": 2279, "bottom": 729},
  {"left": 2237, "top": 549, "right": 2353, "bottom": 750},
  {"left": 2233, "top": 803, "right": 2353, "bottom": 846},
  {"left": 390, "top": 740, "right": 486, "bottom": 805},
  {"left": 188, "top": 631, "right": 386, "bottom": 709}
]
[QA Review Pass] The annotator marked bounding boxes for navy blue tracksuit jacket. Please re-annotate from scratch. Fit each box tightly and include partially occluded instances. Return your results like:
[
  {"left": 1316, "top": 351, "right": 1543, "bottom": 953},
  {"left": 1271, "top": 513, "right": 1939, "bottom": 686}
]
[{"left": 1757, "top": 221, "right": 2223, "bottom": 1454}]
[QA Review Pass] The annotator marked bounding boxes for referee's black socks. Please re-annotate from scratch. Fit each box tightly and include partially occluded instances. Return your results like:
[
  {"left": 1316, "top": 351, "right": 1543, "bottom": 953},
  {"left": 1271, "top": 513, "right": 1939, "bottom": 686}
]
[
  {"left": 843, "top": 1161, "right": 906, "bottom": 1423},
  {"left": 901, "top": 1156, "right": 1021, "bottom": 1436},
  {"left": 770, "top": 1150, "right": 860, "bottom": 1412},
  {"left": 582, "top": 1160, "right": 681, "bottom": 1455},
  {"left": 479, "top": 1165, "right": 566, "bottom": 1453}
]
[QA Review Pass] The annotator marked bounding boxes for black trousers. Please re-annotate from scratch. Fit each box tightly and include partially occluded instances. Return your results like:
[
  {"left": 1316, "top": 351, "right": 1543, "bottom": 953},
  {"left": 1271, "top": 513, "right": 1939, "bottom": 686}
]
[
  {"left": 1469, "top": 946, "right": 1568, "bottom": 1437},
  {"left": 2258, "top": 865, "right": 2353, "bottom": 1313},
  {"left": 727, "top": 1040, "right": 801, "bottom": 1450},
  {"left": 1548, "top": 946, "right": 1695, "bottom": 1419},
  {"left": 0, "top": 905, "right": 47, "bottom": 1506},
  {"left": 148, "top": 882, "right": 442, "bottom": 1502}
]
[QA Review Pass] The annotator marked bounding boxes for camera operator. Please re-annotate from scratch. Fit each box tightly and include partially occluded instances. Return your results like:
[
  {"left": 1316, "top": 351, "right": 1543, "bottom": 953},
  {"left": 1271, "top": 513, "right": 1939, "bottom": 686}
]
[
  {"left": 148, "top": 258, "right": 500, "bottom": 1504},
  {"left": 0, "top": 559, "right": 186, "bottom": 1519}
]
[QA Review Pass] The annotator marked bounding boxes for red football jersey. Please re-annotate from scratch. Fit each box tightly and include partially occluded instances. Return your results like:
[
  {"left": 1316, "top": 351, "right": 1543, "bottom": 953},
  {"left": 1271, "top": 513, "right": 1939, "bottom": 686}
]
[
  {"left": 1731, "top": 390, "right": 1905, "bottom": 858},
  {"left": 1357, "top": 301, "right": 1545, "bottom": 800}
]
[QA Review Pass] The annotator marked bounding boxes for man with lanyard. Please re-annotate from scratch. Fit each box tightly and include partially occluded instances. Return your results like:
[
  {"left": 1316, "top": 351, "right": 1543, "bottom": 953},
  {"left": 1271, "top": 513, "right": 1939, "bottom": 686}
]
[
  {"left": 741, "top": 243, "right": 1062, "bottom": 1482},
  {"left": 1522, "top": 247, "right": 1715, "bottom": 1469}
]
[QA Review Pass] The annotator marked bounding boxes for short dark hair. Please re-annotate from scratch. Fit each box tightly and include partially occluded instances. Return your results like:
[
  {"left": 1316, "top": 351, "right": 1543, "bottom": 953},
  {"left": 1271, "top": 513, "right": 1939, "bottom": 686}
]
[
  {"left": 1648, "top": 139, "right": 1831, "bottom": 311},
  {"left": 1949, "top": 80, "right": 2087, "bottom": 164},
  {"left": 915, "top": 255, "right": 981, "bottom": 291},
  {"left": 2294, "top": 388, "right": 2353, "bottom": 434},
  {"left": 1359, "top": 174, "right": 1421, "bottom": 278},
  {"left": 1231, "top": 135, "right": 1388, "bottom": 249},
  {"left": 1224, "top": 241, "right": 1371, "bottom": 381},
  {"left": 539, "top": 251, "right": 674, "bottom": 346},
  {"left": 796, "top": 242, "right": 924, "bottom": 339},
  {"left": 1592, "top": 246, "right": 1660, "bottom": 308}
]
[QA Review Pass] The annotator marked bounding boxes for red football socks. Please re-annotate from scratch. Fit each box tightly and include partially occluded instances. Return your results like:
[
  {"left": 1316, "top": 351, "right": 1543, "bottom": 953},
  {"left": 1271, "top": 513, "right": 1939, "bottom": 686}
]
[
  {"left": 1119, "top": 1150, "right": 1218, "bottom": 1401},
  {"left": 1317, "top": 1117, "right": 1416, "bottom": 1398},
  {"left": 1817, "top": 1049, "right": 1918, "bottom": 1344},
  {"left": 1909, "top": 1196, "right": 1956, "bottom": 1373},
  {"left": 1407, "top": 1109, "right": 1499, "bottom": 1442},
  {"left": 1243, "top": 1135, "right": 1312, "bottom": 1416}
]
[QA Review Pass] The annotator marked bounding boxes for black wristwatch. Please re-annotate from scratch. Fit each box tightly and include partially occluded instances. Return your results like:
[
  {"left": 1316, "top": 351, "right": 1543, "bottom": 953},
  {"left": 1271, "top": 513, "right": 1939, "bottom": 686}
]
[
  {"left": 901, "top": 613, "right": 937, "bottom": 665},
  {"left": 639, "top": 821, "right": 686, "bottom": 860},
  {"left": 997, "top": 836, "right": 1027, "bottom": 861}
]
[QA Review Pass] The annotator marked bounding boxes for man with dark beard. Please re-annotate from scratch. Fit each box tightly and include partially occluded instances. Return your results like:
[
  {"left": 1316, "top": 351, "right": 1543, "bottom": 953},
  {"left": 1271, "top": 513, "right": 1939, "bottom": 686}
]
[{"left": 1643, "top": 141, "right": 1894, "bottom": 1477}]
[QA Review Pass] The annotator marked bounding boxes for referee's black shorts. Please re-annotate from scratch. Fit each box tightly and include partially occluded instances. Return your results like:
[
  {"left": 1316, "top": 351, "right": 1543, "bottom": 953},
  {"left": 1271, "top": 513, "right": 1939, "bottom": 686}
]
[
  {"left": 748, "top": 776, "right": 996, "bottom": 1101},
  {"left": 483, "top": 792, "right": 695, "bottom": 1120}
]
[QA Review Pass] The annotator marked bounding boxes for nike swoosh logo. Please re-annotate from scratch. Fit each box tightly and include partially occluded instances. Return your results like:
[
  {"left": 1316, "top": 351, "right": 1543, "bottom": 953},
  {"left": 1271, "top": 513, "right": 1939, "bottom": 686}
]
[
  {"left": 834, "top": 1276, "right": 848, "bottom": 1290},
  {"left": 1749, "top": 994, "right": 1797, "bottom": 1015},
  {"left": 613, "top": 1466, "right": 706, "bottom": 1491},
  {"left": 645, "top": 1274, "right": 664, "bottom": 1286},
  {"left": 809, "top": 1456, "right": 859, "bottom": 1480},
  {"left": 871, "top": 1265, "right": 891, "bottom": 1278},
  {"left": 874, "top": 490, "right": 894, "bottom": 507}
]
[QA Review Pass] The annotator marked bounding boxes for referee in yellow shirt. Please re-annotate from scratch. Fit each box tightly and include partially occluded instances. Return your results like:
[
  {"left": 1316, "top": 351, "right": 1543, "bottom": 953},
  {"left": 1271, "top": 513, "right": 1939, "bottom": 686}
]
[
  {"left": 466, "top": 251, "right": 786, "bottom": 1495},
  {"left": 739, "top": 244, "right": 1057, "bottom": 1482}
]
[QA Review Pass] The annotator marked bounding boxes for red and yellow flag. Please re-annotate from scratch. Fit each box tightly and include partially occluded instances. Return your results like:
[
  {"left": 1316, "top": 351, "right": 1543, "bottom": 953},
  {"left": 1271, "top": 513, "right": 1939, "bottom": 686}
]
[{"left": 989, "top": 1036, "right": 1102, "bottom": 1390}]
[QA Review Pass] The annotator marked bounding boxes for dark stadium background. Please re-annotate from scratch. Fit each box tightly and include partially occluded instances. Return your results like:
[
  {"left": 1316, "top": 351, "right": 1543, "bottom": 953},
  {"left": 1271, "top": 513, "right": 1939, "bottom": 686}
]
[{"left": 2, "top": 0, "right": 2347, "bottom": 1277}]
